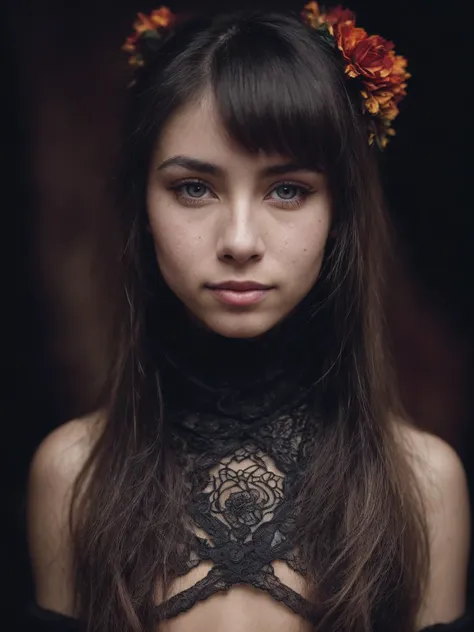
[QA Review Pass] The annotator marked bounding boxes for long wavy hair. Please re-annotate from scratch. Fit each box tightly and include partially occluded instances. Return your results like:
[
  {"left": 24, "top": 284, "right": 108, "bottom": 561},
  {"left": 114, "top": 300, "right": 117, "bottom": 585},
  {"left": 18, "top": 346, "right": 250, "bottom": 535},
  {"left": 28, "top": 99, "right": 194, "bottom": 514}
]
[{"left": 70, "top": 9, "right": 429, "bottom": 632}]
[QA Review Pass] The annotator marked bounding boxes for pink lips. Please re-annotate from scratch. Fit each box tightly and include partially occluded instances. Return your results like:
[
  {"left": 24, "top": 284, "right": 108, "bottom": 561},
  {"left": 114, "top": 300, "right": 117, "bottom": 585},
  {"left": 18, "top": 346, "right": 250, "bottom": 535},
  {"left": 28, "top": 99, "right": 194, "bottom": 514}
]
[{"left": 206, "top": 281, "right": 273, "bottom": 306}]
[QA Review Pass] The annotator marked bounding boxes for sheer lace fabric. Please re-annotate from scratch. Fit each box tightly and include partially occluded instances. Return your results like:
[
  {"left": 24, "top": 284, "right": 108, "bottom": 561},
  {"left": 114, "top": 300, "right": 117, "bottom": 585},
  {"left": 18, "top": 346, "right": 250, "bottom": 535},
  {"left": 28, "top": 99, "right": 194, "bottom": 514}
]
[{"left": 155, "top": 406, "right": 319, "bottom": 622}]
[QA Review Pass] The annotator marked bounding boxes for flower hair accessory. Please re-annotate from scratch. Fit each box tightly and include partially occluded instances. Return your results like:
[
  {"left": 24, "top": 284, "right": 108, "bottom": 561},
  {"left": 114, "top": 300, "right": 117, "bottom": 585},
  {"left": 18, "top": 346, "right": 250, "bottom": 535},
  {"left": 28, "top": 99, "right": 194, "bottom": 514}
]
[
  {"left": 122, "top": 6, "right": 176, "bottom": 69},
  {"left": 122, "top": 3, "right": 409, "bottom": 149},
  {"left": 301, "top": 2, "right": 410, "bottom": 148}
]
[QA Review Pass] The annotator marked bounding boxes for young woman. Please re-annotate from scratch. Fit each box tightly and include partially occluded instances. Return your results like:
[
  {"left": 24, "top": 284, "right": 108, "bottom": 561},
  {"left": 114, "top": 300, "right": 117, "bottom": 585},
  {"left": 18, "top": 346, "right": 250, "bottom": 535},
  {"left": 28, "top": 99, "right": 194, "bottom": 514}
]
[{"left": 24, "top": 4, "right": 471, "bottom": 632}]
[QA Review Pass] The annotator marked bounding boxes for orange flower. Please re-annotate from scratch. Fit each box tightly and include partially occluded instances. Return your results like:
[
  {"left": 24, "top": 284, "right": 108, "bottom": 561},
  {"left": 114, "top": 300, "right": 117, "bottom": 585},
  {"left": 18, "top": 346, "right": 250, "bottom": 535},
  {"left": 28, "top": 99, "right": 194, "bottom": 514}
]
[
  {"left": 388, "top": 53, "right": 410, "bottom": 98},
  {"left": 325, "top": 5, "right": 356, "bottom": 26},
  {"left": 289, "top": 4, "right": 408, "bottom": 146},
  {"left": 301, "top": 1, "right": 327, "bottom": 29},
  {"left": 336, "top": 26, "right": 394, "bottom": 82},
  {"left": 122, "top": 33, "right": 138, "bottom": 54},
  {"left": 134, "top": 13, "right": 154, "bottom": 34},
  {"left": 363, "top": 52, "right": 409, "bottom": 92},
  {"left": 391, "top": 52, "right": 409, "bottom": 78},
  {"left": 372, "top": 90, "right": 396, "bottom": 108},
  {"left": 122, "top": 6, "right": 175, "bottom": 65},
  {"left": 361, "top": 88, "right": 396, "bottom": 116},
  {"left": 325, "top": 11, "right": 409, "bottom": 148},
  {"left": 150, "top": 6, "right": 174, "bottom": 28},
  {"left": 360, "top": 90, "right": 380, "bottom": 115},
  {"left": 334, "top": 22, "right": 368, "bottom": 68},
  {"left": 133, "top": 7, "right": 173, "bottom": 33},
  {"left": 378, "top": 100, "right": 399, "bottom": 121}
]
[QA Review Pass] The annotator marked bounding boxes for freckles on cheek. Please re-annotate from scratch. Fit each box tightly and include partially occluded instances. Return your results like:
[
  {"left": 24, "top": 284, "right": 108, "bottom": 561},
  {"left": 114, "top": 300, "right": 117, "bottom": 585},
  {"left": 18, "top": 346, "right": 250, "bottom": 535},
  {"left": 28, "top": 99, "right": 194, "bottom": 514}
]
[
  {"left": 285, "top": 236, "right": 327, "bottom": 270},
  {"left": 154, "top": 227, "right": 205, "bottom": 275}
]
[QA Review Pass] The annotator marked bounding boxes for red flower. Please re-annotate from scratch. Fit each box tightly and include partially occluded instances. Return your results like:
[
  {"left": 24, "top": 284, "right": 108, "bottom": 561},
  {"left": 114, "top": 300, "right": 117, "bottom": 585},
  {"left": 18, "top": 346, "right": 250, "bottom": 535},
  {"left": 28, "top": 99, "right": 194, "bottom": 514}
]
[
  {"left": 329, "top": 14, "right": 409, "bottom": 147},
  {"left": 336, "top": 25, "right": 395, "bottom": 83},
  {"left": 325, "top": 5, "right": 356, "bottom": 26}
]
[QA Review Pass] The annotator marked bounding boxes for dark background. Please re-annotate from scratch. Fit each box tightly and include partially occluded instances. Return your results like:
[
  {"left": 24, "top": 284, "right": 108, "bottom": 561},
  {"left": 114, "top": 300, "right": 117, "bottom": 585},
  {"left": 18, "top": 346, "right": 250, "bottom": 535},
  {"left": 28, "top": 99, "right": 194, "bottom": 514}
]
[{"left": 1, "top": 0, "right": 473, "bottom": 624}]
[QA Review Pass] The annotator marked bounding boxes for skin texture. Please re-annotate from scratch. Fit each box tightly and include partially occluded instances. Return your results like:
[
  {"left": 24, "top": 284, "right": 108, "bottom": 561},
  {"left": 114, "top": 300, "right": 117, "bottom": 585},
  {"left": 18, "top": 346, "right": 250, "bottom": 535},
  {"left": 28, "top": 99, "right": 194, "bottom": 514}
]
[{"left": 146, "top": 94, "right": 332, "bottom": 339}]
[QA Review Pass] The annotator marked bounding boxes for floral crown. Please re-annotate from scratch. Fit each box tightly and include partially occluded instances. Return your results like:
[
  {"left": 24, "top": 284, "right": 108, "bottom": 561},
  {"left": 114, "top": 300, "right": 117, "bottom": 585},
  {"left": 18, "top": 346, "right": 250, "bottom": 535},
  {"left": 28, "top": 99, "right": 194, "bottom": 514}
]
[{"left": 122, "top": 2, "right": 410, "bottom": 149}]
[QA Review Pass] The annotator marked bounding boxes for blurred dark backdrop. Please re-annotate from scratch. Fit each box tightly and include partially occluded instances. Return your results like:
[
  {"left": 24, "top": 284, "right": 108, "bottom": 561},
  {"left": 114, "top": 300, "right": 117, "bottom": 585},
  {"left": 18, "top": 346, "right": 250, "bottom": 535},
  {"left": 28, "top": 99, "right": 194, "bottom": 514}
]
[{"left": 1, "top": 0, "right": 473, "bottom": 625}]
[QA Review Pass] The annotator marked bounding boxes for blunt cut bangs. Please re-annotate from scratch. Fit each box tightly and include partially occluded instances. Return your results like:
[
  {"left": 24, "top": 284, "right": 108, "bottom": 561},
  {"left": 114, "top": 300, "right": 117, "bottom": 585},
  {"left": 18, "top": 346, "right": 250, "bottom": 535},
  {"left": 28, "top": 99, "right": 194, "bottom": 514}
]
[{"left": 126, "top": 10, "right": 370, "bottom": 203}]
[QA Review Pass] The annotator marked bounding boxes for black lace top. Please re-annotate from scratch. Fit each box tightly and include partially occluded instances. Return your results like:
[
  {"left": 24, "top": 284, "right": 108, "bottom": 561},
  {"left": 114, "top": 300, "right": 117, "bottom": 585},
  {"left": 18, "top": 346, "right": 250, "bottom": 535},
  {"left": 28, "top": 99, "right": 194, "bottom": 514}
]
[
  {"left": 153, "top": 300, "right": 324, "bottom": 623},
  {"left": 21, "top": 299, "right": 473, "bottom": 631},
  {"left": 158, "top": 404, "right": 317, "bottom": 621}
]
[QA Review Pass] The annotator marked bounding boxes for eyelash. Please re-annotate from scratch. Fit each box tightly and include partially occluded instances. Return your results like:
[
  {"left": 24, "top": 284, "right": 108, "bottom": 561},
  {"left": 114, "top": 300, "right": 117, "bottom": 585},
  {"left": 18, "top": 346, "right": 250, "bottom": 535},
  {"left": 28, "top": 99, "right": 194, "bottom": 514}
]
[{"left": 167, "top": 179, "right": 314, "bottom": 209}]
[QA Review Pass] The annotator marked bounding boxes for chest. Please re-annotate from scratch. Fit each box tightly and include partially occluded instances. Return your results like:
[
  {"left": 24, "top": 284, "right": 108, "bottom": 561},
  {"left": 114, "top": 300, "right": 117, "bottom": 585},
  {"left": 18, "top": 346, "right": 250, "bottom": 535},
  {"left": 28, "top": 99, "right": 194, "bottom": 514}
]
[{"left": 157, "top": 584, "right": 313, "bottom": 632}]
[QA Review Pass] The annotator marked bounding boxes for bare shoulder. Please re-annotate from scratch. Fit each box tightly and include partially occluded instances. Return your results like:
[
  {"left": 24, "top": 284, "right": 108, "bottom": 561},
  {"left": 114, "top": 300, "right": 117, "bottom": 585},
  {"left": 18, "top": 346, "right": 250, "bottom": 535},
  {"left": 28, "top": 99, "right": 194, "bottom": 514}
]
[
  {"left": 26, "top": 411, "right": 105, "bottom": 616},
  {"left": 394, "top": 420, "right": 471, "bottom": 627},
  {"left": 28, "top": 412, "right": 104, "bottom": 485},
  {"left": 395, "top": 421, "right": 469, "bottom": 502}
]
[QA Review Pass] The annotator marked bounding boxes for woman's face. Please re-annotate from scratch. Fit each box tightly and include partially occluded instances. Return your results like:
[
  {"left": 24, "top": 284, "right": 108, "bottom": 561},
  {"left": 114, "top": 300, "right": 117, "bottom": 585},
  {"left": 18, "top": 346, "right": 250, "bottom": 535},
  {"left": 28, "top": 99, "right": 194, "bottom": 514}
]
[{"left": 146, "top": 95, "right": 332, "bottom": 338}]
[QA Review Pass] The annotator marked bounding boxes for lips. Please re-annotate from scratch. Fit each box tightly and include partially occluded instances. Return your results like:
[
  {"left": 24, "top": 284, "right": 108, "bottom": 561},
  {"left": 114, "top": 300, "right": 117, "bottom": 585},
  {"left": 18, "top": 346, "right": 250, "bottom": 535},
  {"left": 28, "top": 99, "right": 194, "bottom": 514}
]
[
  {"left": 205, "top": 281, "right": 274, "bottom": 307},
  {"left": 206, "top": 281, "right": 273, "bottom": 291}
]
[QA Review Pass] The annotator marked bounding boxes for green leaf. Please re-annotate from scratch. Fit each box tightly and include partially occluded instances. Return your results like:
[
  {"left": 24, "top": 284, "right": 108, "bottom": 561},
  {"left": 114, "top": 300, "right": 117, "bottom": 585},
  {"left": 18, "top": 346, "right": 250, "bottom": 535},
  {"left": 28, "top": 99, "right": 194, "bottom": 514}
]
[{"left": 316, "top": 24, "right": 336, "bottom": 49}]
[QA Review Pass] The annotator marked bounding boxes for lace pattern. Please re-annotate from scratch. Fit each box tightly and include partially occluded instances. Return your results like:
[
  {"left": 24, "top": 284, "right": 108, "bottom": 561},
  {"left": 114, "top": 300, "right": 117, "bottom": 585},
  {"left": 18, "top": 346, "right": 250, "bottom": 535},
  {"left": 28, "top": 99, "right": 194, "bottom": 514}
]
[{"left": 155, "top": 407, "right": 319, "bottom": 622}]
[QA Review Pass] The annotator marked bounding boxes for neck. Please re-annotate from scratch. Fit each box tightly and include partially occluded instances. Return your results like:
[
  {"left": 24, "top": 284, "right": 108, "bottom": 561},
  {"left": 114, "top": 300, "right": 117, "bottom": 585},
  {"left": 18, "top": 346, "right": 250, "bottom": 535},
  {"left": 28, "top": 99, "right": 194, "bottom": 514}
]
[{"left": 154, "top": 288, "right": 327, "bottom": 421}]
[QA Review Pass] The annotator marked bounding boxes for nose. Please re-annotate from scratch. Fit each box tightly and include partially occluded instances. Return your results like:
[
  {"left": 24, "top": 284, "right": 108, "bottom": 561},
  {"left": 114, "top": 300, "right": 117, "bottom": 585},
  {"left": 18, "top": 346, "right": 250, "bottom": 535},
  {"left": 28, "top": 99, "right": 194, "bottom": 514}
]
[{"left": 216, "top": 203, "right": 265, "bottom": 265}]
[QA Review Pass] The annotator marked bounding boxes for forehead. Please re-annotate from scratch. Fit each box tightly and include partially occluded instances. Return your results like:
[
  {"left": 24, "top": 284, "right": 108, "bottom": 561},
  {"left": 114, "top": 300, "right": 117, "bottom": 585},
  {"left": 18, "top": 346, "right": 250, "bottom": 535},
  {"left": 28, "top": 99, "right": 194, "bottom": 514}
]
[
  {"left": 157, "top": 95, "right": 233, "bottom": 156},
  {"left": 152, "top": 82, "right": 336, "bottom": 183},
  {"left": 154, "top": 94, "right": 294, "bottom": 174}
]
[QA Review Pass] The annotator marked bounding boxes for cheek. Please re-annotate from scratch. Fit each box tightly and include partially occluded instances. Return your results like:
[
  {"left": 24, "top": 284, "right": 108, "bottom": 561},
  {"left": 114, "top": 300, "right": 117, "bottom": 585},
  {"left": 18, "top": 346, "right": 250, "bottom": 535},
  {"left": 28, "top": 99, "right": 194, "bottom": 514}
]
[
  {"left": 148, "top": 214, "right": 205, "bottom": 279},
  {"left": 281, "top": 217, "right": 330, "bottom": 273}
]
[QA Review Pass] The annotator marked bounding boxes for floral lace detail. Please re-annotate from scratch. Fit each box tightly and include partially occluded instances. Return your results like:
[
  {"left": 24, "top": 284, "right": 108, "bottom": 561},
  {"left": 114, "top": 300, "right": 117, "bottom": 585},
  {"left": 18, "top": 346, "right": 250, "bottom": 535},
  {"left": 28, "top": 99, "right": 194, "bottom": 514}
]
[
  {"left": 207, "top": 458, "right": 283, "bottom": 539},
  {"left": 156, "top": 407, "right": 319, "bottom": 622}
]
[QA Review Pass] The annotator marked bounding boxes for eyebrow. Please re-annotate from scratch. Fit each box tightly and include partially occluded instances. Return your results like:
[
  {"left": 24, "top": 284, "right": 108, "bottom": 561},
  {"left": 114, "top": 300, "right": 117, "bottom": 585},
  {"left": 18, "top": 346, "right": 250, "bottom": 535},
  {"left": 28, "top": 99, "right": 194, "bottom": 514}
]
[{"left": 157, "top": 155, "right": 318, "bottom": 177}]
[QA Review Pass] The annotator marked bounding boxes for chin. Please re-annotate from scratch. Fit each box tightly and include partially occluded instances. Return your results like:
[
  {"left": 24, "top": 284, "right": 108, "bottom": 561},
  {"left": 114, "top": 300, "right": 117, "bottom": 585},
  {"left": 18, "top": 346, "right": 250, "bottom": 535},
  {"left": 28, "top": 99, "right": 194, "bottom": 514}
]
[{"left": 198, "top": 312, "right": 284, "bottom": 339}]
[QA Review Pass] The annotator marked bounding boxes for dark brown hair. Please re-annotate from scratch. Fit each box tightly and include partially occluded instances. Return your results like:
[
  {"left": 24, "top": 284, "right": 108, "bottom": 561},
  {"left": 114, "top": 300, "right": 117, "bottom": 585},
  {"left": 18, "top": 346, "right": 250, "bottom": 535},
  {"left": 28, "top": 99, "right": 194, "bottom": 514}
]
[{"left": 70, "top": 9, "right": 429, "bottom": 632}]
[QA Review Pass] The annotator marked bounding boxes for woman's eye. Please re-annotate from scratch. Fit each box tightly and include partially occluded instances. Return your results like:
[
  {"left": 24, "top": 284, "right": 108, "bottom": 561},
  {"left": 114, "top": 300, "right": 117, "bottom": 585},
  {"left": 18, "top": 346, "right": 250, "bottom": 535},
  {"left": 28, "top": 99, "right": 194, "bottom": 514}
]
[
  {"left": 168, "top": 180, "right": 214, "bottom": 206},
  {"left": 169, "top": 180, "right": 312, "bottom": 208},
  {"left": 179, "top": 182, "right": 209, "bottom": 198},
  {"left": 268, "top": 183, "right": 312, "bottom": 207},
  {"left": 273, "top": 184, "right": 300, "bottom": 200}
]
